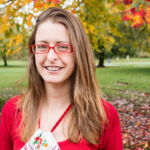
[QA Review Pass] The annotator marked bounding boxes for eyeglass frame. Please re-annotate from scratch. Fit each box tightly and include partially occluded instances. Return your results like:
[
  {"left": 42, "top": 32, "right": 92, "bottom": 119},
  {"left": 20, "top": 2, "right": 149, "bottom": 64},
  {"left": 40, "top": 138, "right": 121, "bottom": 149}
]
[{"left": 30, "top": 44, "right": 74, "bottom": 54}]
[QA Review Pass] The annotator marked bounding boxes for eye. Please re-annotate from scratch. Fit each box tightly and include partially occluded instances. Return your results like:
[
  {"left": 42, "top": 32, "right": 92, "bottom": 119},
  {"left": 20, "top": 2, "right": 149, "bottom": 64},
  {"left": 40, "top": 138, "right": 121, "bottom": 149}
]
[
  {"left": 37, "top": 45, "right": 47, "bottom": 49},
  {"left": 59, "top": 45, "right": 69, "bottom": 49}
]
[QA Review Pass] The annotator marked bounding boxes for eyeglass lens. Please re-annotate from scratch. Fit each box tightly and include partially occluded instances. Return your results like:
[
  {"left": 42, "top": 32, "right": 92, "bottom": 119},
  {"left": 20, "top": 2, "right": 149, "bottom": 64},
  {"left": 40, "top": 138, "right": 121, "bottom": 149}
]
[{"left": 32, "top": 45, "right": 72, "bottom": 53}]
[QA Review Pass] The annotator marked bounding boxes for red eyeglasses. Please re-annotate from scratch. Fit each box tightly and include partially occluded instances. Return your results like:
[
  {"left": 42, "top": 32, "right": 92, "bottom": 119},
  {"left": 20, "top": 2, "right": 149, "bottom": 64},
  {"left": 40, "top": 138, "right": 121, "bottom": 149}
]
[{"left": 30, "top": 44, "right": 74, "bottom": 54}]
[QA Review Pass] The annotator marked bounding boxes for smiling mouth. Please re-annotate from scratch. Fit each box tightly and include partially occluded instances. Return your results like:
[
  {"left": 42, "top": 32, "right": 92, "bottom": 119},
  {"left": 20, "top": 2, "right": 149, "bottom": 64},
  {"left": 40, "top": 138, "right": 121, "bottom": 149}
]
[{"left": 45, "top": 67, "right": 63, "bottom": 71}]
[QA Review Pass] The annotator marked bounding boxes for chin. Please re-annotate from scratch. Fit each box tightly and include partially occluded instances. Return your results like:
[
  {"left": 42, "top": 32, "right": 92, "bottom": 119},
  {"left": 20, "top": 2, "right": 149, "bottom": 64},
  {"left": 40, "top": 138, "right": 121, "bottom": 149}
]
[{"left": 44, "top": 79, "right": 64, "bottom": 85}]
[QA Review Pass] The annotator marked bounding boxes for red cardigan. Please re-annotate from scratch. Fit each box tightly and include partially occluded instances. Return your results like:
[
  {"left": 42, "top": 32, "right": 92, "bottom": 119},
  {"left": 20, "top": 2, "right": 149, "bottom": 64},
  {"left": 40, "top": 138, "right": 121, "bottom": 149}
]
[{"left": 0, "top": 96, "right": 123, "bottom": 150}]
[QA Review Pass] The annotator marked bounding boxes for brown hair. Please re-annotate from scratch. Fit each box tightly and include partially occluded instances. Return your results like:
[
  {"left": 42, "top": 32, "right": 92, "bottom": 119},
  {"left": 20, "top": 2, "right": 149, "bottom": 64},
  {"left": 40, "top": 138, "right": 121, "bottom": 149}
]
[{"left": 18, "top": 7, "right": 108, "bottom": 145}]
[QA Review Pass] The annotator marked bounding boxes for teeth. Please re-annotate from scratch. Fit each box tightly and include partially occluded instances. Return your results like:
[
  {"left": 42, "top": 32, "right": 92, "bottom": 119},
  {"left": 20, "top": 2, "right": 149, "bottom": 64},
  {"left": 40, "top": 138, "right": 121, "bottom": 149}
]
[{"left": 46, "top": 67, "right": 61, "bottom": 71}]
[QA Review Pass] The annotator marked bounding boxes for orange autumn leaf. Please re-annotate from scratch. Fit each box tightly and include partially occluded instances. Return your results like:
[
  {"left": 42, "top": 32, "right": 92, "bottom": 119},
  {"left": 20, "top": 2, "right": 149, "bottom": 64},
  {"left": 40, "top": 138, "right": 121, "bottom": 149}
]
[
  {"left": 145, "top": 6, "right": 150, "bottom": 23},
  {"left": 52, "top": 0, "right": 60, "bottom": 5},
  {"left": 33, "top": 0, "right": 38, "bottom": 6},
  {"left": 121, "top": 14, "right": 132, "bottom": 21},
  {"left": 71, "top": 10, "right": 76, "bottom": 14},
  {"left": 27, "top": 14, "right": 33, "bottom": 28},
  {"left": 131, "top": 11, "right": 146, "bottom": 29},
  {"left": 131, "top": 17, "right": 144, "bottom": 29},
  {"left": 33, "top": 0, "right": 44, "bottom": 8}
]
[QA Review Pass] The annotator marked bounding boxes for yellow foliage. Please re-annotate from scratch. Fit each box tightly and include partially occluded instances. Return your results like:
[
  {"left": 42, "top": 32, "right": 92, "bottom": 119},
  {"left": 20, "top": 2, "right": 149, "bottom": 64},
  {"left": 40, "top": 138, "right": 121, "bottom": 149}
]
[
  {"left": 146, "top": 18, "right": 150, "bottom": 24},
  {"left": 48, "top": 3, "right": 55, "bottom": 8},
  {"left": 91, "top": 36, "right": 97, "bottom": 45},
  {"left": 28, "top": 21, "right": 33, "bottom": 28},
  {"left": 43, "top": 3, "right": 55, "bottom": 9},
  {"left": 125, "top": 4, "right": 132, "bottom": 11},
  {"left": 15, "top": 47, "right": 21, "bottom": 53},
  {"left": 148, "top": 37, "right": 150, "bottom": 43},
  {"left": 0, "top": 0, "right": 5, "bottom": 4},
  {"left": 81, "top": 22, "right": 89, "bottom": 34},
  {"left": 104, "top": 44, "right": 112, "bottom": 52},
  {"left": 97, "top": 49, "right": 102, "bottom": 53},
  {"left": 112, "top": 8, "right": 120, "bottom": 14},
  {"left": 7, "top": 40, "right": 14, "bottom": 48},
  {"left": 16, "top": 34, "right": 22, "bottom": 41},
  {"left": 105, "top": 36, "right": 115, "bottom": 44},
  {"left": 89, "top": 25, "right": 95, "bottom": 33},
  {"left": 16, "top": 0, "right": 22, "bottom": 7},
  {"left": 27, "top": 14, "right": 33, "bottom": 28},
  {"left": 43, "top": 3, "right": 50, "bottom": 10},
  {"left": 85, "top": 28, "right": 89, "bottom": 34},
  {"left": 119, "top": 47, "right": 126, "bottom": 52},
  {"left": 6, "top": 49, "right": 11, "bottom": 56},
  {"left": 133, "top": 0, "right": 138, "bottom": 3},
  {"left": 6, "top": 5, "right": 11, "bottom": 15},
  {"left": 14, "top": 34, "right": 22, "bottom": 46},
  {"left": 82, "top": 21, "right": 87, "bottom": 28},
  {"left": 147, "top": 24, "right": 150, "bottom": 29},
  {"left": 139, "top": 4, "right": 144, "bottom": 11},
  {"left": 1, "top": 48, "right": 4, "bottom": 52},
  {"left": 21, "top": 0, "right": 32, "bottom": 7},
  {"left": 106, "top": 3, "right": 111, "bottom": 9},
  {"left": 0, "top": 23, "right": 9, "bottom": 33},
  {"left": 28, "top": 14, "right": 33, "bottom": 21},
  {"left": 132, "top": 42, "right": 138, "bottom": 48},
  {"left": 109, "top": 37, "right": 115, "bottom": 44},
  {"left": 11, "top": 51, "right": 15, "bottom": 55},
  {"left": 2, "top": 16, "right": 8, "bottom": 23},
  {"left": 36, "top": 7, "right": 41, "bottom": 12}
]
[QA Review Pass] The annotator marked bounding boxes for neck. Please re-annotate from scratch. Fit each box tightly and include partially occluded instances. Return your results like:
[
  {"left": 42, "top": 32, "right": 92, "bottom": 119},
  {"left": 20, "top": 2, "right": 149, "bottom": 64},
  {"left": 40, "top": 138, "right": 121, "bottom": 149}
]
[{"left": 44, "top": 80, "right": 71, "bottom": 110}]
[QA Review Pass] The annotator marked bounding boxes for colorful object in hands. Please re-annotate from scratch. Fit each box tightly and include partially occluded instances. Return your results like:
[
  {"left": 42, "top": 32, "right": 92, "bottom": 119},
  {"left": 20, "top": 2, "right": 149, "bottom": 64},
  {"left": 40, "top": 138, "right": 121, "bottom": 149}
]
[{"left": 20, "top": 129, "right": 61, "bottom": 150}]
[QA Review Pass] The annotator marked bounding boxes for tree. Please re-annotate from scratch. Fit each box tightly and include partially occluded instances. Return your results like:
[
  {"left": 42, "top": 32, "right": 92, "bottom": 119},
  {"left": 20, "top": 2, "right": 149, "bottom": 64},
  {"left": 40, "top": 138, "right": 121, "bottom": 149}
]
[
  {"left": 114, "top": 0, "right": 150, "bottom": 53},
  {"left": 0, "top": 0, "right": 63, "bottom": 66},
  {"left": 64, "top": 0, "right": 124, "bottom": 67},
  {"left": 1, "top": 0, "right": 149, "bottom": 67},
  {"left": 1, "top": 0, "right": 124, "bottom": 67}
]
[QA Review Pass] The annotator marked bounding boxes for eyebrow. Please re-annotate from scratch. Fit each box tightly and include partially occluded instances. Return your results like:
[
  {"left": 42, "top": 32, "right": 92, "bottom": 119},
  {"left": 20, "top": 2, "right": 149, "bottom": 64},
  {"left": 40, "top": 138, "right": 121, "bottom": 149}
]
[{"left": 35, "top": 40, "right": 71, "bottom": 44}]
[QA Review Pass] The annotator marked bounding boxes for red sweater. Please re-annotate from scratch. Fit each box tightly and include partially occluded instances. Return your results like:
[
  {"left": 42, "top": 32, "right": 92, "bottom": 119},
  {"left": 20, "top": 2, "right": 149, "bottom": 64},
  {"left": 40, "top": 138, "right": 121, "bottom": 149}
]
[{"left": 0, "top": 96, "right": 123, "bottom": 150}]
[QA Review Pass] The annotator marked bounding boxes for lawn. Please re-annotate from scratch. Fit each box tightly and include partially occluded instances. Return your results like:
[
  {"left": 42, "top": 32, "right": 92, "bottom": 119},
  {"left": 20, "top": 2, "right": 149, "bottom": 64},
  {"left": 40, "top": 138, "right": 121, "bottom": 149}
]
[
  {"left": 97, "top": 66, "right": 150, "bottom": 100},
  {"left": 0, "top": 60, "right": 27, "bottom": 109},
  {"left": 0, "top": 59, "right": 150, "bottom": 149}
]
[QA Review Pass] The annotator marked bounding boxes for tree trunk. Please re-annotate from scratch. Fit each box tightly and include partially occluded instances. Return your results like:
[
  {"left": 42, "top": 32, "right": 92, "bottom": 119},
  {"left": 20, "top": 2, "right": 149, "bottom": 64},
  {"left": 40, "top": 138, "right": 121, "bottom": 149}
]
[
  {"left": 2, "top": 55, "right": 7, "bottom": 66},
  {"left": 97, "top": 52, "right": 105, "bottom": 67}
]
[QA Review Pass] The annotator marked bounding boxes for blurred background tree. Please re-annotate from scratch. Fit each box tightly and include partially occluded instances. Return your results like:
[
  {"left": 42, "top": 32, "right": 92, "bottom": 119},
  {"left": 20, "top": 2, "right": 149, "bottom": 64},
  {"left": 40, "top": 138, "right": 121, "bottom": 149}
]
[{"left": 0, "top": 0, "right": 150, "bottom": 67}]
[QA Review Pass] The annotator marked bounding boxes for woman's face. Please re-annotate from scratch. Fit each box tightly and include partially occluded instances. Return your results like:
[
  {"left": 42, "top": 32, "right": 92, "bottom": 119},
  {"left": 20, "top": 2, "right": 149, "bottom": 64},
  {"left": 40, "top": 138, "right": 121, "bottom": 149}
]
[{"left": 34, "top": 20, "right": 75, "bottom": 85}]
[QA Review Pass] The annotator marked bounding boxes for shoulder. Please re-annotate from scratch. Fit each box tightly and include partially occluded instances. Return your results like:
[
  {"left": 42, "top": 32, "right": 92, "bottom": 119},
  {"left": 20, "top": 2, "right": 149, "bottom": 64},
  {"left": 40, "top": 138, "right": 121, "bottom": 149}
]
[
  {"left": 101, "top": 99, "right": 120, "bottom": 125},
  {"left": 100, "top": 99, "right": 123, "bottom": 149},
  {"left": 1, "top": 95, "right": 20, "bottom": 120},
  {"left": 0, "top": 96, "right": 20, "bottom": 136},
  {"left": 2, "top": 95, "right": 20, "bottom": 111},
  {"left": 0, "top": 96, "right": 21, "bottom": 149}
]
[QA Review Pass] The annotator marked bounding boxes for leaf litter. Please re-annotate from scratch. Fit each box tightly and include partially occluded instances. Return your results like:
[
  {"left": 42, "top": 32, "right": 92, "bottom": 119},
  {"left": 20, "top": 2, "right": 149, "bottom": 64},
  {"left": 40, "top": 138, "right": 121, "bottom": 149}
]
[{"left": 108, "top": 92, "right": 150, "bottom": 149}]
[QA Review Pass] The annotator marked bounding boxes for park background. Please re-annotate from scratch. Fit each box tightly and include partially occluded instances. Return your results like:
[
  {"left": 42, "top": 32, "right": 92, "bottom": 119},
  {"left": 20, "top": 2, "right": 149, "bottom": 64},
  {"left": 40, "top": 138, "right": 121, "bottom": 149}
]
[{"left": 0, "top": 0, "right": 150, "bottom": 149}]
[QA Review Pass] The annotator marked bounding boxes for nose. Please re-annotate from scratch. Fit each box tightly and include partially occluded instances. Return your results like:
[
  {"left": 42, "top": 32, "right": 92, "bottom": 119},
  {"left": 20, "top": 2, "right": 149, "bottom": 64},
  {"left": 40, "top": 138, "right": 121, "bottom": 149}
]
[{"left": 46, "top": 47, "right": 58, "bottom": 61}]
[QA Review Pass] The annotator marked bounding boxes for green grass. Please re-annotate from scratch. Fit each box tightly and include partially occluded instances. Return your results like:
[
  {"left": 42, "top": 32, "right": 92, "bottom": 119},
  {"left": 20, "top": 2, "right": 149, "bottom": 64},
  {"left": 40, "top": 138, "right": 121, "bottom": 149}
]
[
  {"left": 0, "top": 60, "right": 27, "bottom": 102},
  {"left": 0, "top": 59, "right": 149, "bottom": 103},
  {"left": 0, "top": 60, "right": 27, "bottom": 67},
  {"left": 0, "top": 67, "right": 27, "bottom": 88},
  {"left": 97, "top": 66, "right": 150, "bottom": 92},
  {"left": 96, "top": 66, "right": 150, "bottom": 100}
]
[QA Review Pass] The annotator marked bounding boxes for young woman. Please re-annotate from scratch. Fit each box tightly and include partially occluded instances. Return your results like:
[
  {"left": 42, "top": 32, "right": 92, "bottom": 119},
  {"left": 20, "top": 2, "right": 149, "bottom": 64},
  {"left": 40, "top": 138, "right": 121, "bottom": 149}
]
[{"left": 0, "top": 7, "right": 123, "bottom": 150}]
